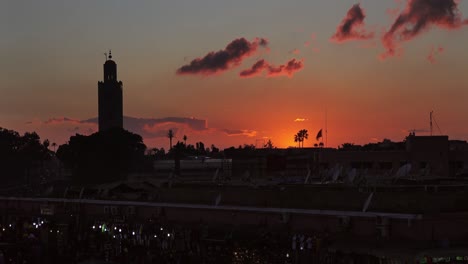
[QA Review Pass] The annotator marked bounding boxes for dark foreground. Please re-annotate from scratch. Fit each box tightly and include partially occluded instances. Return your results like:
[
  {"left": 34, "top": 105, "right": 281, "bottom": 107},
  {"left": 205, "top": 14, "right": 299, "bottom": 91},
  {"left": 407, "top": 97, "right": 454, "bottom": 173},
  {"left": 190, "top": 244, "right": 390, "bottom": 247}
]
[{"left": 1, "top": 217, "right": 468, "bottom": 264}]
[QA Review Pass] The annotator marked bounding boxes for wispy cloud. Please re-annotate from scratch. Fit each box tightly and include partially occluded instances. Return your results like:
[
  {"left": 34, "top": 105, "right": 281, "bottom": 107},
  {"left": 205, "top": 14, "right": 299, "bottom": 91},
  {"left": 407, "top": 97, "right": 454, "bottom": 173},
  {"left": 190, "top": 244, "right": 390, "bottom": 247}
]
[
  {"left": 427, "top": 45, "right": 444, "bottom": 64},
  {"left": 44, "top": 117, "right": 93, "bottom": 125},
  {"left": 381, "top": 0, "right": 468, "bottom": 59}
]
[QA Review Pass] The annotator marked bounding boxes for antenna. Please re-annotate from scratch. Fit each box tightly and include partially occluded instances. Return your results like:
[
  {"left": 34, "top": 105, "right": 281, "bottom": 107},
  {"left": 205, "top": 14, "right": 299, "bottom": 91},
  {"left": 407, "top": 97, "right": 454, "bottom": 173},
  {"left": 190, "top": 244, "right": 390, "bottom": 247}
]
[
  {"left": 104, "top": 52, "right": 107, "bottom": 61},
  {"left": 433, "top": 112, "right": 442, "bottom": 135},
  {"left": 430, "top": 111, "right": 443, "bottom": 136},
  {"left": 325, "top": 108, "right": 328, "bottom": 148}
]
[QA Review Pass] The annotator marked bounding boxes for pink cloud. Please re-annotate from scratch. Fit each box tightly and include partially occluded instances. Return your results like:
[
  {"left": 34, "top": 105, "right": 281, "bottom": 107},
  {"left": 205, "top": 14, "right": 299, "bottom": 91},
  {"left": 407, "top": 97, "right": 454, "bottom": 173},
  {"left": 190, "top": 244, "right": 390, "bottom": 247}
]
[
  {"left": 381, "top": 0, "right": 468, "bottom": 59},
  {"left": 239, "top": 58, "right": 304, "bottom": 78},
  {"left": 267, "top": 59, "right": 304, "bottom": 78},
  {"left": 331, "top": 4, "right": 374, "bottom": 43},
  {"left": 239, "top": 59, "right": 268, "bottom": 78}
]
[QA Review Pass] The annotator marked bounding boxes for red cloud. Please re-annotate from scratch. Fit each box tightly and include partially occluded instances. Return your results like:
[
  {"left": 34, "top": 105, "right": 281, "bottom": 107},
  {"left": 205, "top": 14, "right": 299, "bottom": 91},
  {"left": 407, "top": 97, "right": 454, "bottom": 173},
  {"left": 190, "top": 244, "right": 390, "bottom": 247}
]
[
  {"left": 176, "top": 37, "right": 268, "bottom": 76},
  {"left": 381, "top": 0, "right": 468, "bottom": 59},
  {"left": 267, "top": 59, "right": 304, "bottom": 78},
  {"left": 331, "top": 4, "right": 374, "bottom": 43},
  {"left": 239, "top": 59, "right": 268, "bottom": 78},
  {"left": 239, "top": 58, "right": 304, "bottom": 78}
]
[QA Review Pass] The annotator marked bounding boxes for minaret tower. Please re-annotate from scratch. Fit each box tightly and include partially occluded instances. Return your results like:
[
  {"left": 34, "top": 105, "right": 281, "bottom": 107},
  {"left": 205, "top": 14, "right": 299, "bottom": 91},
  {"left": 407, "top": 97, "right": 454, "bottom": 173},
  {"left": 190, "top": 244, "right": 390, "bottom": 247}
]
[{"left": 98, "top": 50, "right": 123, "bottom": 131}]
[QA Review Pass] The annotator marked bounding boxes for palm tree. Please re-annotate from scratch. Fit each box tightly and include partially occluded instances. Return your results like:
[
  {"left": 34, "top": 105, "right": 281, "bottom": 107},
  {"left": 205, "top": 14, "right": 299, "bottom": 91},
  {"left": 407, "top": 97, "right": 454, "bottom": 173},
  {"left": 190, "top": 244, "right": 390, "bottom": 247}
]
[
  {"left": 52, "top": 142, "right": 57, "bottom": 152},
  {"left": 183, "top": 135, "right": 187, "bottom": 145},
  {"left": 294, "top": 129, "right": 309, "bottom": 148},
  {"left": 294, "top": 134, "right": 300, "bottom": 148},
  {"left": 299, "top": 129, "right": 309, "bottom": 148},
  {"left": 167, "top": 129, "right": 175, "bottom": 150}
]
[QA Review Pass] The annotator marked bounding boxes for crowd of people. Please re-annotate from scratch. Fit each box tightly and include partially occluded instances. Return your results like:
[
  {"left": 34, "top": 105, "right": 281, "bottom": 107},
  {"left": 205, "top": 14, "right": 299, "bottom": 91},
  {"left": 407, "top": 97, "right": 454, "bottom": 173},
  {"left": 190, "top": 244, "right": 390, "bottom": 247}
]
[{"left": 0, "top": 216, "right": 395, "bottom": 264}]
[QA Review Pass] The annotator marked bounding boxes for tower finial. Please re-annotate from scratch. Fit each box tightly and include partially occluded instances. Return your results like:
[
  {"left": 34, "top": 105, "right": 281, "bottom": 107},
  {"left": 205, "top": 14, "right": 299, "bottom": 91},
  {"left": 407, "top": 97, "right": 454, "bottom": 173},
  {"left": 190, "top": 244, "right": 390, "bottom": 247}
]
[{"left": 108, "top": 50, "right": 112, "bottom": 59}]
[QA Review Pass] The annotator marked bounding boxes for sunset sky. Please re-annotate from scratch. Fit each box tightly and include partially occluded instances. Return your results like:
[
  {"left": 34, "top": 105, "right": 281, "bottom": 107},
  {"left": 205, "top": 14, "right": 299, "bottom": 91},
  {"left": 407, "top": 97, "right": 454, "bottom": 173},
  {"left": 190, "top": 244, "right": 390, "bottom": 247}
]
[{"left": 2, "top": 0, "right": 468, "bottom": 149}]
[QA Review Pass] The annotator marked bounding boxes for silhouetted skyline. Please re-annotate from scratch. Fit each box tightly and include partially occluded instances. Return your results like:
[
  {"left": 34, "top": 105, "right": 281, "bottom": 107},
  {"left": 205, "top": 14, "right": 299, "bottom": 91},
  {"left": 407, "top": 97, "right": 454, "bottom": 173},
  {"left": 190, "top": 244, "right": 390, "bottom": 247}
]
[{"left": 2, "top": 1, "right": 468, "bottom": 150}]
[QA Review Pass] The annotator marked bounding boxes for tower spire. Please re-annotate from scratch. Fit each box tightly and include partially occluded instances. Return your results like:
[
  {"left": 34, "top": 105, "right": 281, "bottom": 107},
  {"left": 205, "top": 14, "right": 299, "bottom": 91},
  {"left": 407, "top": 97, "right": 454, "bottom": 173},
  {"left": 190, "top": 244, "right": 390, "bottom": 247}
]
[{"left": 98, "top": 51, "right": 123, "bottom": 131}]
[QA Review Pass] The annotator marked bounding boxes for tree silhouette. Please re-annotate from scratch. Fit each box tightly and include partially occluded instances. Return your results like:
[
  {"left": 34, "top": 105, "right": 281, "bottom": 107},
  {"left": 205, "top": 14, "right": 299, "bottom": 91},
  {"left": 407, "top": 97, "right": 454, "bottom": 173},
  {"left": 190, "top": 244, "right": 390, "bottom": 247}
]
[
  {"left": 300, "top": 129, "right": 309, "bottom": 147},
  {"left": 0, "top": 128, "right": 51, "bottom": 185},
  {"left": 51, "top": 142, "right": 57, "bottom": 152},
  {"left": 211, "top": 144, "right": 219, "bottom": 153},
  {"left": 56, "top": 128, "right": 147, "bottom": 184},
  {"left": 264, "top": 139, "right": 274, "bottom": 149},
  {"left": 294, "top": 134, "right": 300, "bottom": 148},
  {"left": 294, "top": 129, "right": 309, "bottom": 148},
  {"left": 43, "top": 139, "right": 50, "bottom": 149},
  {"left": 183, "top": 135, "right": 187, "bottom": 145},
  {"left": 167, "top": 129, "right": 175, "bottom": 150}
]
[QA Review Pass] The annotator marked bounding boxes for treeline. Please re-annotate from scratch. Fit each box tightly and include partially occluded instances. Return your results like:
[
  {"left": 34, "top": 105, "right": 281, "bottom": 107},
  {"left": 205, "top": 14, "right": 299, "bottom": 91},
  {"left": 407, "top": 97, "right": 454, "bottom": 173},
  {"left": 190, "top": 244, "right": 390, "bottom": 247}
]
[
  {"left": 56, "top": 128, "right": 150, "bottom": 184},
  {"left": 338, "top": 139, "right": 405, "bottom": 151},
  {"left": 0, "top": 127, "right": 232, "bottom": 186},
  {"left": 0, "top": 128, "right": 52, "bottom": 186}
]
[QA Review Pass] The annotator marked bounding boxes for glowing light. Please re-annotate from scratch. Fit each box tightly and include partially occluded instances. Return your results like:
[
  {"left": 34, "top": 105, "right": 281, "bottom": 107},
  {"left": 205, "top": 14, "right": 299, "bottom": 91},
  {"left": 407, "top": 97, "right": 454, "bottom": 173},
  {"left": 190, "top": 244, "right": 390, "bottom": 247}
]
[
  {"left": 33, "top": 222, "right": 36, "bottom": 226},
  {"left": 98, "top": 225, "right": 102, "bottom": 229},
  {"left": 132, "top": 231, "right": 135, "bottom": 236},
  {"left": 92, "top": 225, "right": 95, "bottom": 229},
  {"left": 154, "top": 235, "right": 157, "bottom": 238},
  {"left": 119, "top": 229, "right": 122, "bottom": 233},
  {"left": 167, "top": 233, "right": 171, "bottom": 237},
  {"left": 286, "top": 253, "right": 289, "bottom": 258}
]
